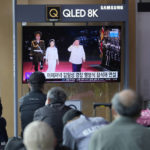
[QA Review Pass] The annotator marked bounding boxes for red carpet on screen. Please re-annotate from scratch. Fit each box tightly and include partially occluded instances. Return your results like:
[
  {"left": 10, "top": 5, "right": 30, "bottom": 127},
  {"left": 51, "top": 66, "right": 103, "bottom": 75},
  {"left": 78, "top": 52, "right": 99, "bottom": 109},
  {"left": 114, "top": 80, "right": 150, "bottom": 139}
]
[{"left": 23, "top": 61, "right": 101, "bottom": 82}]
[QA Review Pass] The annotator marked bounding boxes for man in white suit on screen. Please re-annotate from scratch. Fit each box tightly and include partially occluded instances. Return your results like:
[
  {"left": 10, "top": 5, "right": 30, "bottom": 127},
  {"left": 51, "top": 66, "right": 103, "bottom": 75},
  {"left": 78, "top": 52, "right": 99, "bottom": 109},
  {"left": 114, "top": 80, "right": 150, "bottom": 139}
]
[{"left": 68, "top": 38, "right": 86, "bottom": 72}]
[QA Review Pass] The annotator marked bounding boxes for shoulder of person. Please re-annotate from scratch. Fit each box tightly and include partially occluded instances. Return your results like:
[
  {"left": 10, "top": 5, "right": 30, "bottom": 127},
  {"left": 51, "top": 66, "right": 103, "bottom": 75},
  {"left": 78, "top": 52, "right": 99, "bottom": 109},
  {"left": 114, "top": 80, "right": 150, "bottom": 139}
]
[
  {"left": 0, "top": 117, "right": 7, "bottom": 126},
  {"left": 40, "top": 40, "right": 45, "bottom": 43},
  {"left": 32, "top": 40, "right": 36, "bottom": 43},
  {"left": 64, "top": 121, "right": 75, "bottom": 132},
  {"left": 64, "top": 117, "right": 81, "bottom": 136},
  {"left": 79, "top": 45, "right": 84, "bottom": 48},
  {"left": 46, "top": 47, "right": 50, "bottom": 50},
  {"left": 19, "top": 93, "right": 29, "bottom": 104},
  {"left": 39, "top": 92, "right": 47, "bottom": 101},
  {"left": 143, "top": 127, "right": 150, "bottom": 136},
  {"left": 90, "top": 117, "right": 108, "bottom": 124},
  {"left": 34, "top": 105, "right": 47, "bottom": 115},
  {"left": 34, "top": 106, "right": 48, "bottom": 121},
  {"left": 91, "top": 125, "right": 106, "bottom": 138},
  {"left": 136, "top": 123, "right": 150, "bottom": 131}
]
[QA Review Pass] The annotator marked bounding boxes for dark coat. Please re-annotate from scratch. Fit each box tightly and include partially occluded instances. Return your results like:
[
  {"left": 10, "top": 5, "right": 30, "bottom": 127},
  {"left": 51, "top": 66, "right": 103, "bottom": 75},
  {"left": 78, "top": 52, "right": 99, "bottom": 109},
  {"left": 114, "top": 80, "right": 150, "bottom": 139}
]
[
  {"left": 34, "top": 103, "right": 71, "bottom": 144},
  {"left": 20, "top": 90, "right": 46, "bottom": 132},
  {"left": 31, "top": 40, "right": 45, "bottom": 54},
  {"left": 0, "top": 117, "right": 8, "bottom": 144}
]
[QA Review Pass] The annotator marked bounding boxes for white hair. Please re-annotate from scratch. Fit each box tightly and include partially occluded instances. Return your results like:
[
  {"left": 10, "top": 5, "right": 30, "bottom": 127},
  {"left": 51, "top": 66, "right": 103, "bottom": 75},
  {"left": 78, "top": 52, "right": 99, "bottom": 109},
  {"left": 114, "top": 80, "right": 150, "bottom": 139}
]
[
  {"left": 23, "top": 121, "right": 55, "bottom": 150},
  {"left": 47, "top": 87, "right": 67, "bottom": 104}
]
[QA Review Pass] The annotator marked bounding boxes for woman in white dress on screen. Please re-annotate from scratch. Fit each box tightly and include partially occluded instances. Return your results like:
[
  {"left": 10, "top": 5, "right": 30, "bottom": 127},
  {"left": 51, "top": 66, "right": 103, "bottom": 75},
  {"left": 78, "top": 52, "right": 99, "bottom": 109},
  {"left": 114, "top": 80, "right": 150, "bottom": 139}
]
[{"left": 46, "top": 39, "right": 59, "bottom": 72}]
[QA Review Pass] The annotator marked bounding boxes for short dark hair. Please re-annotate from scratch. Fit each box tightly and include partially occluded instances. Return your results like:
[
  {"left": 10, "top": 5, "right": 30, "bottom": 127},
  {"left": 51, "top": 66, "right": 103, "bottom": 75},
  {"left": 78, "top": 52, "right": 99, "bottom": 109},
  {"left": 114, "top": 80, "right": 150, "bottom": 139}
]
[
  {"left": 63, "top": 109, "right": 83, "bottom": 125},
  {"left": 28, "top": 72, "right": 45, "bottom": 90},
  {"left": 74, "top": 37, "right": 80, "bottom": 42},
  {"left": 112, "top": 93, "right": 142, "bottom": 118},
  {"left": 34, "top": 31, "right": 42, "bottom": 37},
  {"left": 49, "top": 39, "right": 55, "bottom": 44}
]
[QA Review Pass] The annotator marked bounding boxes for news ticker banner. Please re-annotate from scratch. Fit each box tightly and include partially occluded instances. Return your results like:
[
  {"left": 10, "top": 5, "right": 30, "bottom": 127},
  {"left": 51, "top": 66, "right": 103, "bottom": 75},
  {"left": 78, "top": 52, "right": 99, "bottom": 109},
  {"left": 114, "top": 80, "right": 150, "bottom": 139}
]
[
  {"left": 25, "top": 71, "right": 118, "bottom": 80},
  {"left": 16, "top": 4, "right": 128, "bottom": 22},
  {"left": 44, "top": 71, "right": 118, "bottom": 79}
]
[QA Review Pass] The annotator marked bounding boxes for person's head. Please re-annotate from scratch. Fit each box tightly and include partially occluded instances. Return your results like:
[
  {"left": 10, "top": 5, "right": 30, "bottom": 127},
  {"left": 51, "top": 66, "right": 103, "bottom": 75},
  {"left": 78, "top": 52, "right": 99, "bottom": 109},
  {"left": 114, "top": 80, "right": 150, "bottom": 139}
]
[
  {"left": 46, "top": 87, "right": 67, "bottom": 105},
  {"left": 0, "top": 98, "right": 2, "bottom": 117},
  {"left": 34, "top": 31, "right": 42, "bottom": 41},
  {"left": 23, "top": 121, "right": 55, "bottom": 150},
  {"left": 73, "top": 38, "right": 80, "bottom": 46},
  {"left": 63, "top": 109, "right": 83, "bottom": 126},
  {"left": 112, "top": 89, "right": 142, "bottom": 119},
  {"left": 28, "top": 72, "right": 46, "bottom": 92},
  {"left": 5, "top": 137, "right": 25, "bottom": 150},
  {"left": 49, "top": 39, "right": 55, "bottom": 47}
]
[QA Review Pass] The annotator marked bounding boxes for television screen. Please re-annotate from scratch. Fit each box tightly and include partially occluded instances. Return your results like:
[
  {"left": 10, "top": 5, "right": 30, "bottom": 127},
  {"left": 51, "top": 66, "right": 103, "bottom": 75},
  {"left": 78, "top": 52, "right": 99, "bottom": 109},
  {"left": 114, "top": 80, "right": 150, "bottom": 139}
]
[{"left": 22, "top": 25, "right": 121, "bottom": 83}]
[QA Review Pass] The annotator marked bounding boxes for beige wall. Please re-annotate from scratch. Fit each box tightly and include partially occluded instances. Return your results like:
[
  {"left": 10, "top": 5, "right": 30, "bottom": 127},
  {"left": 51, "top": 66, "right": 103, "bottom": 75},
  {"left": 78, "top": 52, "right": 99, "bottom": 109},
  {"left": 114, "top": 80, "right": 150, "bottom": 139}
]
[
  {"left": 0, "top": 0, "right": 13, "bottom": 136},
  {"left": 0, "top": 0, "right": 136, "bottom": 137}
]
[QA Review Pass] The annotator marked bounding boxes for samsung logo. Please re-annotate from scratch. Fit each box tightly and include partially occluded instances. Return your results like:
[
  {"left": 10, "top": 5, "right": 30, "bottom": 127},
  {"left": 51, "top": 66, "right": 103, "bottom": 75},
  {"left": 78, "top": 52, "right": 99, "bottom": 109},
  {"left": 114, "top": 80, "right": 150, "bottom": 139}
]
[{"left": 100, "top": 5, "right": 124, "bottom": 10}]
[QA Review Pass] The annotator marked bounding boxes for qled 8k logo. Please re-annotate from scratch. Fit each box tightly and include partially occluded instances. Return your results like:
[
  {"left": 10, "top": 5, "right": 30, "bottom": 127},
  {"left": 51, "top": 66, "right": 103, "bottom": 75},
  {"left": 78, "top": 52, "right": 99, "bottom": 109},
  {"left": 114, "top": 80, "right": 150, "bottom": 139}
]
[{"left": 63, "top": 9, "right": 98, "bottom": 18}]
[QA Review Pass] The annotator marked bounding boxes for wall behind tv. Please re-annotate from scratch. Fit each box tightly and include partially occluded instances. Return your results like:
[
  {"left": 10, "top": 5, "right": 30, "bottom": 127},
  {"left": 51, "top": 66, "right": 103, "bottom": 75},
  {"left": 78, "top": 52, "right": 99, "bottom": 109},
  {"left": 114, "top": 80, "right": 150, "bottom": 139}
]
[{"left": 0, "top": 0, "right": 136, "bottom": 137}]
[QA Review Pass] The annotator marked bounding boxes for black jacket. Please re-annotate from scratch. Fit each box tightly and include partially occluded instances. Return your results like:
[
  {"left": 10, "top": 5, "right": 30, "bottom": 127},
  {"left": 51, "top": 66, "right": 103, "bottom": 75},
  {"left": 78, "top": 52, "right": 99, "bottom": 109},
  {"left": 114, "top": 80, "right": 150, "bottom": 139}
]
[
  {"left": 0, "top": 117, "right": 8, "bottom": 145},
  {"left": 34, "top": 103, "right": 71, "bottom": 144},
  {"left": 20, "top": 90, "right": 46, "bottom": 132}
]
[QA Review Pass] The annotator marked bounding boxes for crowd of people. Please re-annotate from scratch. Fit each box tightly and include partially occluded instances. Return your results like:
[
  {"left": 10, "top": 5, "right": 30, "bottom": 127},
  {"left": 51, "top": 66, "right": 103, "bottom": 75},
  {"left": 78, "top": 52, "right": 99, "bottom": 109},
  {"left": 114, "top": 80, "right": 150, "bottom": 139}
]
[{"left": 0, "top": 71, "right": 150, "bottom": 150}]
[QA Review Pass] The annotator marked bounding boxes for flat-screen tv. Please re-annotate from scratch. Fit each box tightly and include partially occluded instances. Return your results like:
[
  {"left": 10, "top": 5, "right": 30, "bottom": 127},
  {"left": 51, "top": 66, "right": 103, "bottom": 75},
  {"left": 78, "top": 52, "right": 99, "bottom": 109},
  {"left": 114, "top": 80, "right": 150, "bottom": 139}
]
[{"left": 22, "top": 25, "right": 121, "bottom": 83}]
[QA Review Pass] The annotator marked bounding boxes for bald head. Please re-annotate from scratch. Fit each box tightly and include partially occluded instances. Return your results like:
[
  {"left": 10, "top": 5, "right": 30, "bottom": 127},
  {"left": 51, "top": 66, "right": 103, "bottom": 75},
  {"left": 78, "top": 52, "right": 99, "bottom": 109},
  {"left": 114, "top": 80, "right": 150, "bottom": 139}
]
[
  {"left": 118, "top": 90, "right": 137, "bottom": 107},
  {"left": 112, "top": 89, "right": 142, "bottom": 118}
]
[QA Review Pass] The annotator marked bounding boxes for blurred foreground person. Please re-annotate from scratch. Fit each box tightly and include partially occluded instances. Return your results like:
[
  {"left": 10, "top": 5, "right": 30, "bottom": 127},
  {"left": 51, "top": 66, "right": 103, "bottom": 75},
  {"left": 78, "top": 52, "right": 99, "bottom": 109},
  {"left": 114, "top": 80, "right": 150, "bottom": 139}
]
[
  {"left": 20, "top": 72, "right": 46, "bottom": 133},
  {"left": 0, "top": 98, "right": 8, "bottom": 149},
  {"left": 5, "top": 137, "right": 25, "bottom": 150},
  {"left": 89, "top": 90, "right": 150, "bottom": 150},
  {"left": 34, "top": 87, "right": 71, "bottom": 145},
  {"left": 63, "top": 109, "right": 108, "bottom": 150},
  {"left": 24, "top": 121, "right": 55, "bottom": 150}
]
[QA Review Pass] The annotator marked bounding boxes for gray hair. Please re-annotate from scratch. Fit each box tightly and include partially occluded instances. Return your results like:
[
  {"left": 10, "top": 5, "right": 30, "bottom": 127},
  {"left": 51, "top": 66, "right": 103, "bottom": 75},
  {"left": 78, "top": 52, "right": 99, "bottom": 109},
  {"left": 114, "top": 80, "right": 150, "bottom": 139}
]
[
  {"left": 23, "top": 121, "right": 55, "bottom": 150},
  {"left": 112, "top": 91, "right": 142, "bottom": 118},
  {"left": 47, "top": 87, "right": 67, "bottom": 104}
]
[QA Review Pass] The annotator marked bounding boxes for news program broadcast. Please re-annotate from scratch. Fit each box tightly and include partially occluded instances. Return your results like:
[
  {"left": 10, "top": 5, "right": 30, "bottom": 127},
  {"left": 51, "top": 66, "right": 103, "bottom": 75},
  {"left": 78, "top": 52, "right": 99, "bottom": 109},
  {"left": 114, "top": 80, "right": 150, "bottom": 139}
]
[{"left": 22, "top": 26, "right": 121, "bottom": 83}]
